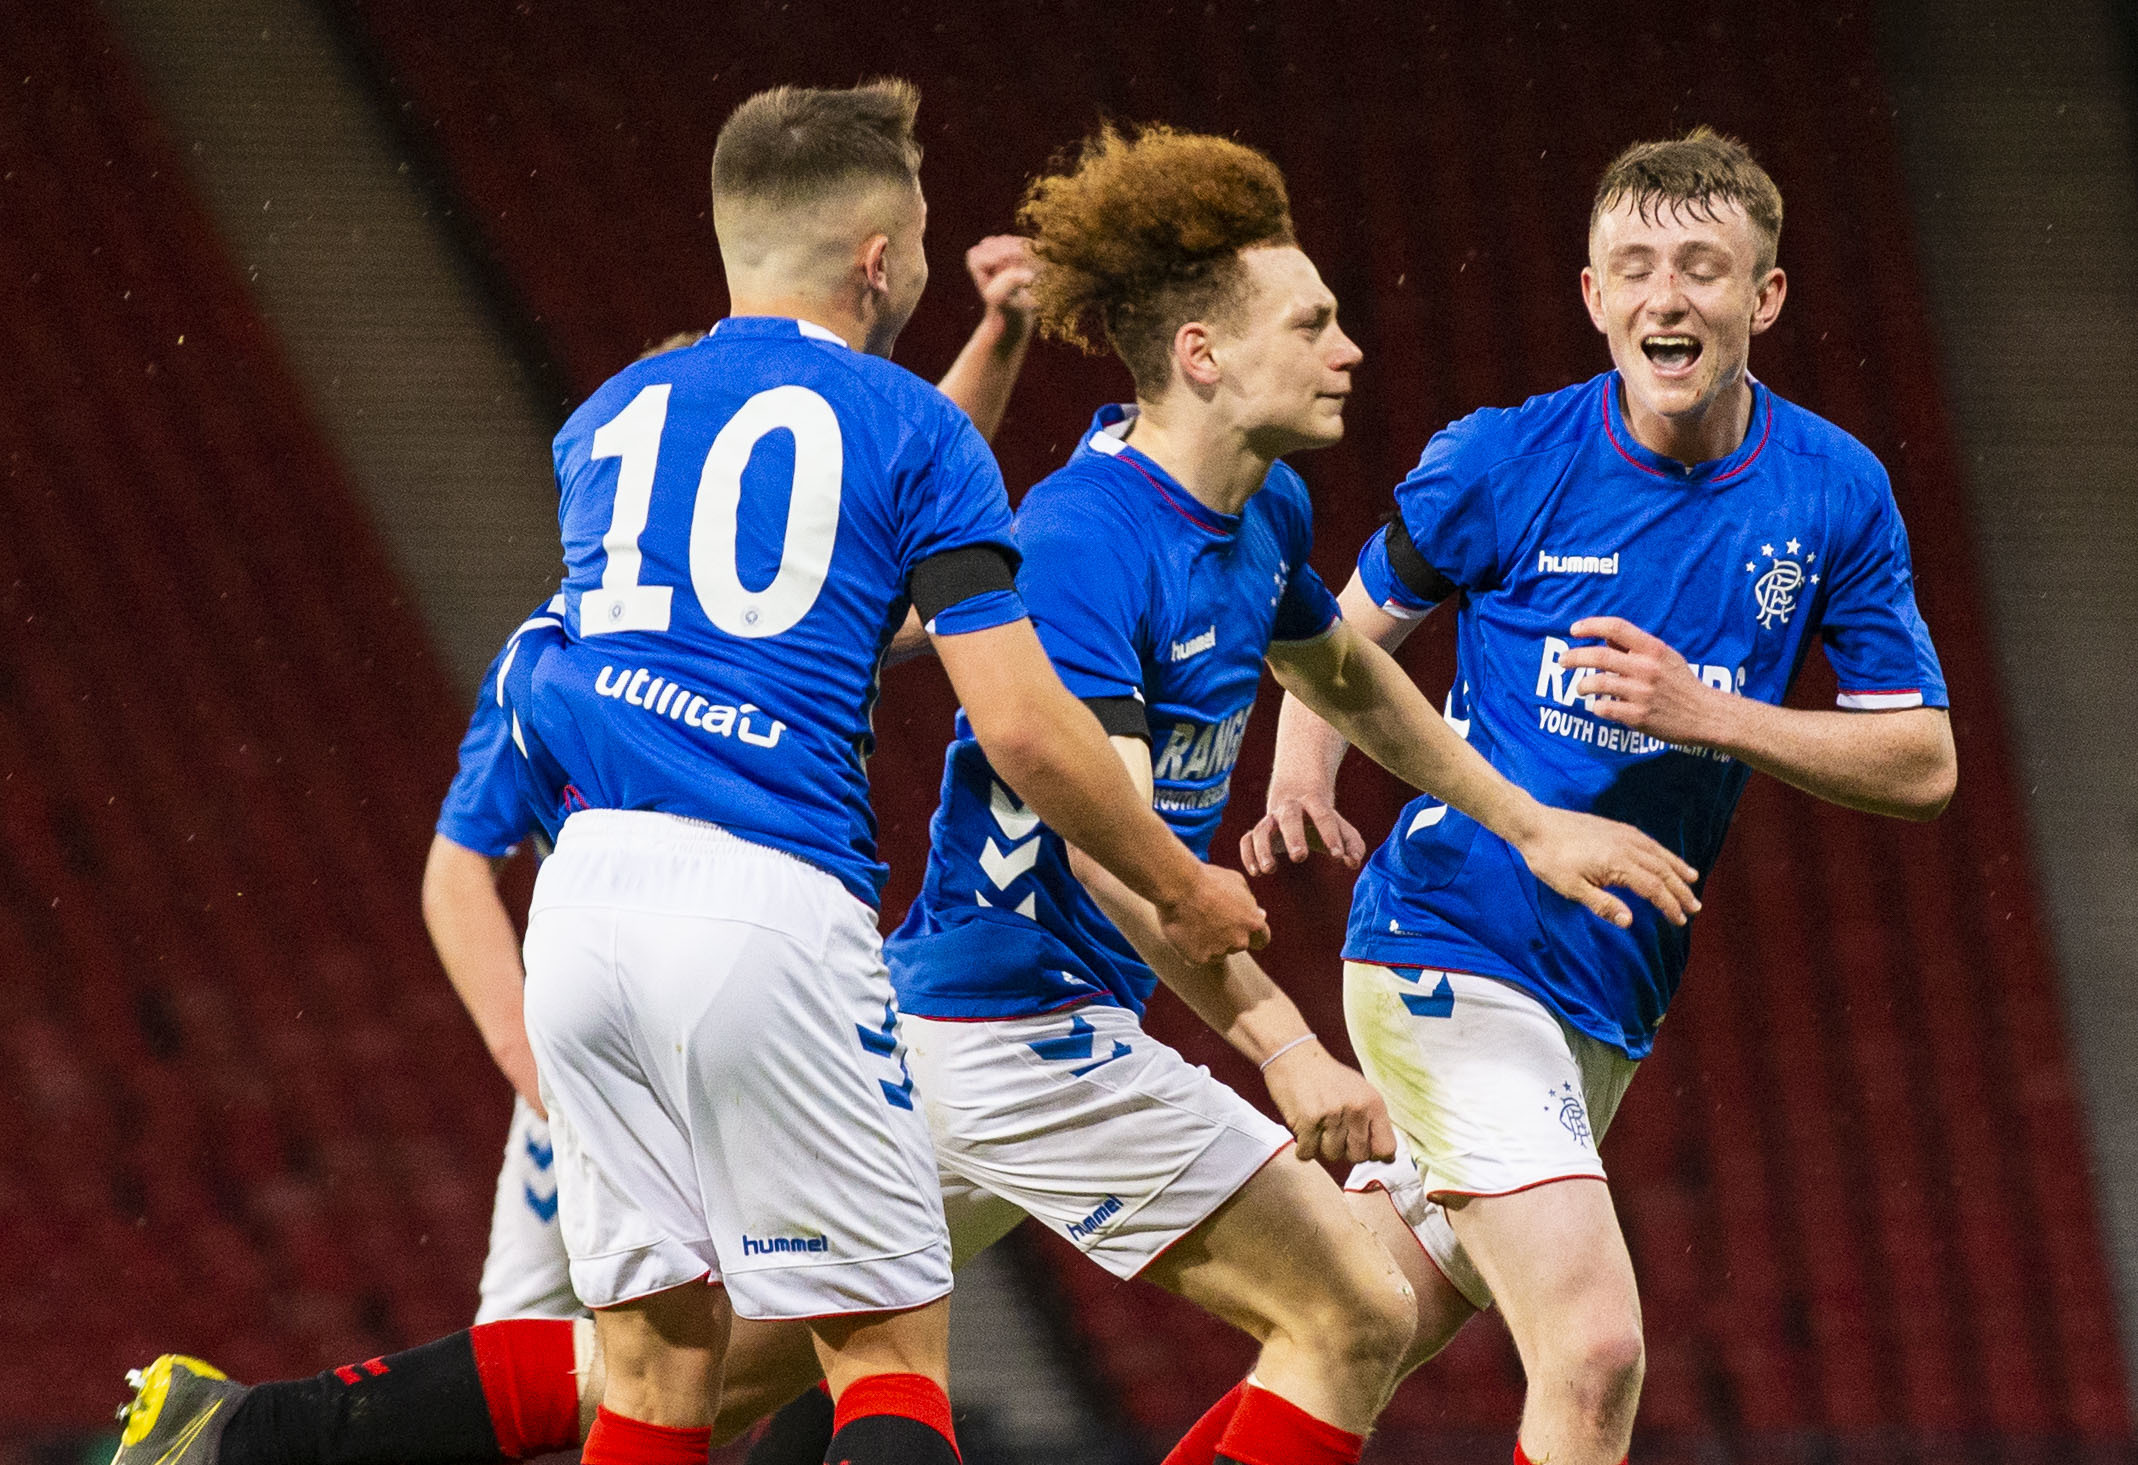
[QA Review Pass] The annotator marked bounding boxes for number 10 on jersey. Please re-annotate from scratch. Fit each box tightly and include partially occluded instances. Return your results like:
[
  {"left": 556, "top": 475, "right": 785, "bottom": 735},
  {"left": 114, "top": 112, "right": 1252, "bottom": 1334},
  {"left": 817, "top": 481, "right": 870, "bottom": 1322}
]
[{"left": 581, "top": 382, "right": 845, "bottom": 641}]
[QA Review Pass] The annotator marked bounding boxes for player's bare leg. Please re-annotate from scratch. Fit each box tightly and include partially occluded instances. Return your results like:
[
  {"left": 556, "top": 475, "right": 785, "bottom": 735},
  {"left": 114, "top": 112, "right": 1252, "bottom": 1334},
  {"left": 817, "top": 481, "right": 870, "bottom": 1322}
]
[
  {"left": 1160, "top": 1168, "right": 1489, "bottom": 1465},
  {"left": 810, "top": 1297, "right": 950, "bottom": 1397},
  {"left": 1345, "top": 1189, "right": 1480, "bottom": 1375},
  {"left": 802, "top": 1299, "right": 955, "bottom": 1464},
  {"left": 710, "top": 1320, "right": 822, "bottom": 1444},
  {"left": 593, "top": 1282, "right": 732, "bottom": 1429},
  {"left": 1143, "top": 1154, "right": 1414, "bottom": 1436},
  {"left": 1446, "top": 1179, "right": 1643, "bottom": 1465}
]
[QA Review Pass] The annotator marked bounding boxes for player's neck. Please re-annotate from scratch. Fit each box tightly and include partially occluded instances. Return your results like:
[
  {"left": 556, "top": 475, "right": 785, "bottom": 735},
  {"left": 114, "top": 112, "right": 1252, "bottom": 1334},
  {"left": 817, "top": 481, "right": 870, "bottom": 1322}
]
[
  {"left": 1619, "top": 375, "right": 1755, "bottom": 468},
  {"left": 1121, "top": 401, "right": 1270, "bottom": 517},
  {"left": 726, "top": 293, "right": 872, "bottom": 354}
]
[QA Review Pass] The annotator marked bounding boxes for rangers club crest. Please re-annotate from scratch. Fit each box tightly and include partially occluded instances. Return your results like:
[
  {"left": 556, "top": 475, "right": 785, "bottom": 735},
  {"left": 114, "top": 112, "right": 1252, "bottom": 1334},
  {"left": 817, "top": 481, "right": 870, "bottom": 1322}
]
[
  {"left": 1550, "top": 1081, "right": 1592, "bottom": 1144},
  {"left": 1745, "top": 537, "right": 1819, "bottom": 629}
]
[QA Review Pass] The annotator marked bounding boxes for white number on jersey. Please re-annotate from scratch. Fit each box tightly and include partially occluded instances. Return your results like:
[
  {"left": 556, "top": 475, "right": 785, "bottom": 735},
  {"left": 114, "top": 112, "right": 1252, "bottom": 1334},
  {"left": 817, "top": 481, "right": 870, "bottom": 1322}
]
[{"left": 582, "top": 383, "right": 845, "bottom": 640}]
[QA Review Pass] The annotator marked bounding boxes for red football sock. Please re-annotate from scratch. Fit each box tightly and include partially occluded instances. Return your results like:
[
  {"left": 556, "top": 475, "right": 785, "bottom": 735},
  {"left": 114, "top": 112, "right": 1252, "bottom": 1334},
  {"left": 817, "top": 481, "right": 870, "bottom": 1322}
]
[
  {"left": 830, "top": 1372, "right": 959, "bottom": 1461},
  {"left": 467, "top": 1318, "right": 582, "bottom": 1456},
  {"left": 1213, "top": 1386, "right": 1362, "bottom": 1465},
  {"left": 581, "top": 1407, "right": 710, "bottom": 1465},
  {"left": 1164, "top": 1381, "right": 1249, "bottom": 1465}
]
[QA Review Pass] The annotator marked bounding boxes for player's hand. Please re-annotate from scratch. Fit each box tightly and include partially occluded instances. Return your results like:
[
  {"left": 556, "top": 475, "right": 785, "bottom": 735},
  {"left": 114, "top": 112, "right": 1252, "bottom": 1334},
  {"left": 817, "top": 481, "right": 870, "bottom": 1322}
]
[
  {"left": 1157, "top": 863, "right": 1270, "bottom": 963},
  {"left": 1512, "top": 804, "right": 1702, "bottom": 929},
  {"left": 965, "top": 235, "right": 1037, "bottom": 334},
  {"left": 1261, "top": 1038, "right": 1396, "bottom": 1164},
  {"left": 1242, "top": 785, "right": 1365, "bottom": 876},
  {"left": 1558, "top": 617, "right": 1729, "bottom": 746}
]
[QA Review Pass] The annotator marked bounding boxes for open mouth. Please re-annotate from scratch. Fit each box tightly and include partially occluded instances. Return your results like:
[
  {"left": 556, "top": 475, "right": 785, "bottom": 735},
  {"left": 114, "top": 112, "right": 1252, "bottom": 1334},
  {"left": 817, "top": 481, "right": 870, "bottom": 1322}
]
[{"left": 1641, "top": 334, "right": 1703, "bottom": 374}]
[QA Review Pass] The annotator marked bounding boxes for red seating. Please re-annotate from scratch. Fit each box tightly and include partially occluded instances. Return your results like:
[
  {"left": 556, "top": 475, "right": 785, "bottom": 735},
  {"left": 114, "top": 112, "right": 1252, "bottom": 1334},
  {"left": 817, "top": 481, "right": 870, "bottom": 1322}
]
[{"left": 0, "top": 2, "right": 506, "bottom": 1433}]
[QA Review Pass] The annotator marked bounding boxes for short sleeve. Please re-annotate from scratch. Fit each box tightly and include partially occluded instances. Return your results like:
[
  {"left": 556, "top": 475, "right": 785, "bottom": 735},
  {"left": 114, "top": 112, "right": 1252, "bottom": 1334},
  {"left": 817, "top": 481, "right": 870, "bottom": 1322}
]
[
  {"left": 435, "top": 655, "right": 539, "bottom": 857},
  {"left": 896, "top": 400, "right": 1021, "bottom": 580},
  {"left": 1390, "top": 418, "right": 1503, "bottom": 594},
  {"left": 1357, "top": 525, "right": 1433, "bottom": 621},
  {"left": 1273, "top": 560, "right": 1341, "bottom": 642},
  {"left": 1014, "top": 485, "right": 1149, "bottom": 701},
  {"left": 1817, "top": 471, "right": 1949, "bottom": 711},
  {"left": 1268, "top": 478, "right": 1340, "bottom": 641}
]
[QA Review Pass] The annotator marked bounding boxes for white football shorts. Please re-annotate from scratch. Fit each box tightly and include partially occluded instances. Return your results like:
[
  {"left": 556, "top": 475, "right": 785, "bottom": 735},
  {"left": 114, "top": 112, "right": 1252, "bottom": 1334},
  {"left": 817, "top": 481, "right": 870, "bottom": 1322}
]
[
  {"left": 1341, "top": 962, "right": 1639, "bottom": 1310},
  {"left": 904, "top": 1003, "right": 1292, "bottom": 1279},
  {"left": 522, "top": 811, "right": 951, "bottom": 1321},
  {"left": 473, "top": 1095, "right": 584, "bottom": 1322}
]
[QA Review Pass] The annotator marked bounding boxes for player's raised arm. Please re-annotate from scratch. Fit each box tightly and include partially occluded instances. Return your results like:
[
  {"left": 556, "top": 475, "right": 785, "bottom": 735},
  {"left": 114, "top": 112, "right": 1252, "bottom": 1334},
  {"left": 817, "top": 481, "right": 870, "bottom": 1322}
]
[
  {"left": 933, "top": 235, "right": 1036, "bottom": 442},
  {"left": 422, "top": 833, "right": 543, "bottom": 1114},
  {"left": 1257, "top": 615, "right": 1702, "bottom": 932},
  {"left": 933, "top": 618, "right": 1268, "bottom": 963}
]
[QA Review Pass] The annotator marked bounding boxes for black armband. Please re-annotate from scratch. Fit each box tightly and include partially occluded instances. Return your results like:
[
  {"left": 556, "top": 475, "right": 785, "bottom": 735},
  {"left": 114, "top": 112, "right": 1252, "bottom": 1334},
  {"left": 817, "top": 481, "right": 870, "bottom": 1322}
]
[
  {"left": 1082, "top": 696, "right": 1150, "bottom": 742},
  {"left": 1383, "top": 512, "right": 1459, "bottom": 606},
  {"left": 910, "top": 544, "right": 1020, "bottom": 623}
]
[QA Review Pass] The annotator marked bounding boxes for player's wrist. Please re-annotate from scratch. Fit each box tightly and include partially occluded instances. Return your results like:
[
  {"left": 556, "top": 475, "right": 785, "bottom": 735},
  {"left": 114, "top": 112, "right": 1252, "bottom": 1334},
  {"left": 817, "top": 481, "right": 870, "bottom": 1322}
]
[
  {"left": 1144, "top": 844, "right": 1208, "bottom": 912},
  {"left": 1687, "top": 681, "right": 1753, "bottom": 753},
  {"left": 1264, "top": 769, "right": 1336, "bottom": 815},
  {"left": 1494, "top": 786, "right": 1551, "bottom": 853},
  {"left": 1255, "top": 1031, "right": 1320, "bottom": 1071},
  {"left": 975, "top": 305, "right": 1032, "bottom": 353}
]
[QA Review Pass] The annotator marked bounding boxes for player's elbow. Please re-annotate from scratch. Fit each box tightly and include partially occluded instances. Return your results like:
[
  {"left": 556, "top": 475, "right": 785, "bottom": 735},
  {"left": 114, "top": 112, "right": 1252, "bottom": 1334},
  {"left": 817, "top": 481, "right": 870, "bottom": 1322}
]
[
  {"left": 1901, "top": 751, "right": 1958, "bottom": 821},
  {"left": 967, "top": 705, "right": 1058, "bottom": 793},
  {"left": 1886, "top": 737, "right": 1957, "bottom": 821}
]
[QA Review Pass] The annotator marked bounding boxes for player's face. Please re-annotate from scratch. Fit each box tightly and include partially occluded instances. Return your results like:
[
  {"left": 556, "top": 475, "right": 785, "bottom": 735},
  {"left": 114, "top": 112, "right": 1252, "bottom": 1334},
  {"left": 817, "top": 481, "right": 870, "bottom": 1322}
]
[
  {"left": 1581, "top": 197, "right": 1785, "bottom": 434},
  {"left": 862, "top": 186, "right": 930, "bottom": 355},
  {"left": 1216, "top": 246, "right": 1361, "bottom": 456}
]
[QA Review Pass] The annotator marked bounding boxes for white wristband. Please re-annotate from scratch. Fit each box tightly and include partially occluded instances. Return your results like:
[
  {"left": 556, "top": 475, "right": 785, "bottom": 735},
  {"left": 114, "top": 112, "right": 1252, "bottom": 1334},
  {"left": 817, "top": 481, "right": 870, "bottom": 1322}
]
[{"left": 1258, "top": 1033, "right": 1318, "bottom": 1071}]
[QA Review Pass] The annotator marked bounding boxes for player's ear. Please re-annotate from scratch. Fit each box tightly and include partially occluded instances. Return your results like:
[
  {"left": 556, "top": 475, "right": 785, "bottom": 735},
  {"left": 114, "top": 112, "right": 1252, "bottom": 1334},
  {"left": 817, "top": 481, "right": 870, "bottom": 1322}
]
[
  {"left": 859, "top": 233, "right": 893, "bottom": 297},
  {"left": 1174, "top": 320, "right": 1222, "bottom": 393},
  {"left": 1749, "top": 266, "right": 1787, "bottom": 336},
  {"left": 1579, "top": 265, "right": 1608, "bottom": 332}
]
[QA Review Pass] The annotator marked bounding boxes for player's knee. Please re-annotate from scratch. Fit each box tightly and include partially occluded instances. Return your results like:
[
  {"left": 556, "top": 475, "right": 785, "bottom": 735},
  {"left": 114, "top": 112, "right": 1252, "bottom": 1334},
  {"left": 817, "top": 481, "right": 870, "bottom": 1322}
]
[
  {"left": 1303, "top": 1254, "right": 1416, "bottom": 1379},
  {"left": 1561, "top": 1320, "right": 1645, "bottom": 1433}
]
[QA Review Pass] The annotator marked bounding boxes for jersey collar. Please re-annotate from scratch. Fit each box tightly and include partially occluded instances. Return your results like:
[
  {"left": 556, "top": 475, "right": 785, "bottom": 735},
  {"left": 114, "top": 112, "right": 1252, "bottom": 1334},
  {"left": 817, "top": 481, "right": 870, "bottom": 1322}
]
[
  {"left": 1081, "top": 404, "right": 1242, "bottom": 537},
  {"left": 1600, "top": 371, "right": 1772, "bottom": 487},
  {"left": 709, "top": 315, "right": 853, "bottom": 349}
]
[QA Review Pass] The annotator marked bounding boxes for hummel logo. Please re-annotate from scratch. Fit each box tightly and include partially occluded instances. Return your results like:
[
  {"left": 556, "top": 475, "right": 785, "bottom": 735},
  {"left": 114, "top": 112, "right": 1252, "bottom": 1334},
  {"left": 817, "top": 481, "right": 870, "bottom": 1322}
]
[
  {"left": 1170, "top": 625, "right": 1217, "bottom": 662},
  {"left": 1536, "top": 550, "right": 1619, "bottom": 576}
]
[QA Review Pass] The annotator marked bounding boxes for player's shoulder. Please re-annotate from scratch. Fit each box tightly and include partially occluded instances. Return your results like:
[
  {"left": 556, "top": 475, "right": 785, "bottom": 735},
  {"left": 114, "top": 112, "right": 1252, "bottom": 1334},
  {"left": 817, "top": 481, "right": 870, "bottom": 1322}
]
[
  {"left": 794, "top": 334, "right": 968, "bottom": 437},
  {"left": 1018, "top": 408, "right": 1151, "bottom": 532},
  {"left": 1259, "top": 457, "right": 1314, "bottom": 512},
  {"left": 1762, "top": 386, "right": 1890, "bottom": 482},
  {"left": 1758, "top": 386, "right": 1898, "bottom": 529},
  {"left": 731, "top": 323, "right": 963, "bottom": 436},
  {"left": 1254, "top": 457, "right": 1317, "bottom": 536},
  {"left": 577, "top": 319, "right": 964, "bottom": 445},
  {"left": 1421, "top": 373, "right": 1604, "bottom": 479}
]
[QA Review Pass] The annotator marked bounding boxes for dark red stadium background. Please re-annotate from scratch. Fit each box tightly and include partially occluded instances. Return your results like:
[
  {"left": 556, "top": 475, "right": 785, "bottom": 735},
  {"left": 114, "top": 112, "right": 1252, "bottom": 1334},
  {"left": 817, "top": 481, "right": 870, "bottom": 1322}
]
[{"left": 2, "top": 0, "right": 2126, "bottom": 1458}]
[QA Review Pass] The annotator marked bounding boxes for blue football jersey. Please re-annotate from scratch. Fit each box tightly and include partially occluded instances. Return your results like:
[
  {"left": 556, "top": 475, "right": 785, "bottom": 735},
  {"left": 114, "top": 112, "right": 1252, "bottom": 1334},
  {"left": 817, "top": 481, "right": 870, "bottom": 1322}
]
[
  {"left": 1345, "top": 371, "right": 1948, "bottom": 1057},
  {"left": 435, "top": 599, "right": 571, "bottom": 856},
  {"left": 510, "top": 317, "right": 1026, "bottom": 906},
  {"left": 890, "top": 405, "right": 1341, "bottom": 1019}
]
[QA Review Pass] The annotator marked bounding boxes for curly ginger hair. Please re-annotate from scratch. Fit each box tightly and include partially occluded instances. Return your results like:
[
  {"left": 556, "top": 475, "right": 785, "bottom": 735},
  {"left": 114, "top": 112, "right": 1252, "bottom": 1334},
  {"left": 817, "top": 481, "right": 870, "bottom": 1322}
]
[{"left": 1018, "top": 125, "right": 1295, "bottom": 396}]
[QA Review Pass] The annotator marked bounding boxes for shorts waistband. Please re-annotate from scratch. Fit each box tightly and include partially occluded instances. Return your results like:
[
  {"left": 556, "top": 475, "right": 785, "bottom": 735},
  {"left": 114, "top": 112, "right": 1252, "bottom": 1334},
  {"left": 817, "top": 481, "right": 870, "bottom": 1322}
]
[{"left": 556, "top": 808, "right": 810, "bottom": 868}]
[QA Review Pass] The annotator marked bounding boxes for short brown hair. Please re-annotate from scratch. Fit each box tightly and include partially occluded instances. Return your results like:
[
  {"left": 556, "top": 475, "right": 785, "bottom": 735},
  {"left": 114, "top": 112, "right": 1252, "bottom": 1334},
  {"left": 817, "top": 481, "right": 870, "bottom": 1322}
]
[
  {"left": 711, "top": 79, "right": 922, "bottom": 211},
  {"left": 1018, "top": 125, "right": 1295, "bottom": 396},
  {"left": 1591, "top": 127, "right": 1783, "bottom": 272}
]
